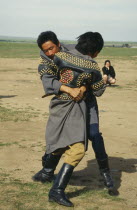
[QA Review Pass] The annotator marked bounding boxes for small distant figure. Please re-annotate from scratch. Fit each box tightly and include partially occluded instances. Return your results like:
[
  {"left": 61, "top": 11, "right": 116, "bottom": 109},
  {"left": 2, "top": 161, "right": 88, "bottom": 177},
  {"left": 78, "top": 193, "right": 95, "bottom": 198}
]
[{"left": 102, "top": 60, "right": 116, "bottom": 85}]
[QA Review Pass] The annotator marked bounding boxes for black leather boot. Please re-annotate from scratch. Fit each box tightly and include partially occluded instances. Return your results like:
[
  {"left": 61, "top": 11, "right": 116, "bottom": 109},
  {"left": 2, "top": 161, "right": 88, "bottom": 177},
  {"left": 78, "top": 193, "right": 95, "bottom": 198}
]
[
  {"left": 49, "top": 163, "right": 74, "bottom": 207},
  {"left": 32, "top": 153, "right": 61, "bottom": 183},
  {"left": 97, "top": 159, "right": 114, "bottom": 189}
]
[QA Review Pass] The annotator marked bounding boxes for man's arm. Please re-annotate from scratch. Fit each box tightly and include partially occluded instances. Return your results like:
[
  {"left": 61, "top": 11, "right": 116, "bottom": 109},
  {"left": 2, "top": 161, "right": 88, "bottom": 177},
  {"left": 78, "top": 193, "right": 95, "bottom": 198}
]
[
  {"left": 38, "top": 59, "right": 62, "bottom": 96},
  {"left": 60, "top": 85, "right": 86, "bottom": 101},
  {"left": 91, "top": 73, "right": 106, "bottom": 97},
  {"left": 38, "top": 61, "right": 86, "bottom": 100},
  {"left": 41, "top": 73, "right": 62, "bottom": 96}
]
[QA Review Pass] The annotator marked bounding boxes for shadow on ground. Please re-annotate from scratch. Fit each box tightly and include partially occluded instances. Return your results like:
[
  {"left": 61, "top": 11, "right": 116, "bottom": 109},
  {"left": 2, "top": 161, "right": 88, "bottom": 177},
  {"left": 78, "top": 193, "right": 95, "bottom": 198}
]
[
  {"left": 107, "top": 85, "right": 119, "bottom": 88},
  {"left": 0, "top": 95, "right": 17, "bottom": 99},
  {"left": 67, "top": 157, "right": 137, "bottom": 198}
]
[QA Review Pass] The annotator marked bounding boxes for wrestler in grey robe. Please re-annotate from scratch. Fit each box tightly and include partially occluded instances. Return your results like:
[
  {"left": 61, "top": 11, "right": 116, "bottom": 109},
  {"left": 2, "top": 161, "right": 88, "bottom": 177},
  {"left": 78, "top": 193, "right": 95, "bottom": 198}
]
[
  {"left": 38, "top": 49, "right": 105, "bottom": 154},
  {"left": 39, "top": 44, "right": 68, "bottom": 97}
]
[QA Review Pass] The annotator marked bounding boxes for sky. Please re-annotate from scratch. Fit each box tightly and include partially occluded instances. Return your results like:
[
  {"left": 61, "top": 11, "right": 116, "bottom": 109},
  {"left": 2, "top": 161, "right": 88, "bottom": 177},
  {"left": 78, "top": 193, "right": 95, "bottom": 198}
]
[{"left": 0, "top": 0, "right": 137, "bottom": 41}]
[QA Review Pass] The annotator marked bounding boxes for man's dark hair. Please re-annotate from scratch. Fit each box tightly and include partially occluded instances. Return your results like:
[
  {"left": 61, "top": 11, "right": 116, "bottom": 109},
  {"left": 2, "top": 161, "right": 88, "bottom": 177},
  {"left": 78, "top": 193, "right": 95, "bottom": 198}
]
[
  {"left": 75, "top": 32, "right": 104, "bottom": 56},
  {"left": 37, "top": 31, "right": 59, "bottom": 50}
]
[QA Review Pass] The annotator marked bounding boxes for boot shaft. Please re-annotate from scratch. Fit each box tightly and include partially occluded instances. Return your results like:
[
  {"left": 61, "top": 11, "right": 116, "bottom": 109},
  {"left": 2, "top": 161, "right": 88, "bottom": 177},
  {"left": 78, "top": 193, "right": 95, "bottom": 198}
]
[
  {"left": 49, "top": 163, "right": 74, "bottom": 207},
  {"left": 52, "top": 163, "right": 74, "bottom": 190},
  {"left": 42, "top": 153, "right": 61, "bottom": 170}
]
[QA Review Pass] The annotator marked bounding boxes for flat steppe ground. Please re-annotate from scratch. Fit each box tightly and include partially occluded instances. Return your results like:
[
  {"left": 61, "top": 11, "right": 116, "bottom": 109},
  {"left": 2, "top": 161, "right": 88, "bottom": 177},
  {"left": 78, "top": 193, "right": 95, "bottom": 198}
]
[{"left": 0, "top": 55, "right": 137, "bottom": 210}]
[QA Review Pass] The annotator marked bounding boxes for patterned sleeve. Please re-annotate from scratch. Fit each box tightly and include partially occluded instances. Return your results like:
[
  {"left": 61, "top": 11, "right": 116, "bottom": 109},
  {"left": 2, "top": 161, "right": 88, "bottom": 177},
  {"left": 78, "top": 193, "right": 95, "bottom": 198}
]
[
  {"left": 53, "top": 51, "right": 106, "bottom": 97},
  {"left": 91, "top": 72, "right": 106, "bottom": 97},
  {"left": 38, "top": 57, "right": 62, "bottom": 97},
  {"left": 38, "top": 57, "right": 58, "bottom": 78}
]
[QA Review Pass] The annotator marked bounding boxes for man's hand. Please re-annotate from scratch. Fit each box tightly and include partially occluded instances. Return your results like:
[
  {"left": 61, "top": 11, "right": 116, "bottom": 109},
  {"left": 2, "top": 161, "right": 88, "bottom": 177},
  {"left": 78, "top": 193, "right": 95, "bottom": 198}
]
[
  {"left": 69, "top": 87, "right": 82, "bottom": 101},
  {"left": 60, "top": 85, "right": 87, "bottom": 102},
  {"left": 73, "top": 86, "right": 87, "bottom": 102}
]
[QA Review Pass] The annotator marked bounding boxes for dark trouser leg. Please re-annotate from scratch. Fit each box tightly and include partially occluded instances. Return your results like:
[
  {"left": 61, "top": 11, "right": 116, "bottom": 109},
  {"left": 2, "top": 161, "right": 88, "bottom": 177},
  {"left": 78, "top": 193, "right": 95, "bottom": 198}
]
[
  {"left": 32, "top": 153, "right": 61, "bottom": 183},
  {"left": 89, "top": 124, "right": 114, "bottom": 189},
  {"left": 49, "top": 163, "right": 74, "bottom": 207},
  {"left": 89, "top": 123, "right": 108, "bottom": 160},
  {"left": 91, "top": 133, "right": 108, "bottom": 160}
]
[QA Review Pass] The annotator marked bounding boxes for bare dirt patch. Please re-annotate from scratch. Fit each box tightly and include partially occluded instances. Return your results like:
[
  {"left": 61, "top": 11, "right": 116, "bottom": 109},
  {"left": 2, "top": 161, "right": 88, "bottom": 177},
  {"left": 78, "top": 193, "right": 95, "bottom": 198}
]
[{"left": 0, "top": 58, "right": 137, "bottom": 209}]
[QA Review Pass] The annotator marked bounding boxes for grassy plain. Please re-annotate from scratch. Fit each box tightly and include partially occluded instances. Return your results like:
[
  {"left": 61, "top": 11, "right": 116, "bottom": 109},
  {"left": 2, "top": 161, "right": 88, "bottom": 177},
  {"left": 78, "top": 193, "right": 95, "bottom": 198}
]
[
  {"left": 0, "top": 42, "right": 137, "bottom": 210},
  {"left": 0, "top": 41, "right": 137, "bottom": 58}
]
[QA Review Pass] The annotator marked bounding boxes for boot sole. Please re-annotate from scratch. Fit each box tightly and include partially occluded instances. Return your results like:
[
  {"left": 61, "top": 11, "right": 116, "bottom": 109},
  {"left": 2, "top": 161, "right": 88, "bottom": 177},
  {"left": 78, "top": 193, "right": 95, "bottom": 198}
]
[
  {"left": 49, "top": 196, "right": 74, "bottom": 207},
  {"left": 32, "top": 176, "right": 53, "bottom": 183},
  {"left": 108, "top": 188, "right": 119, "bottom": 196}
]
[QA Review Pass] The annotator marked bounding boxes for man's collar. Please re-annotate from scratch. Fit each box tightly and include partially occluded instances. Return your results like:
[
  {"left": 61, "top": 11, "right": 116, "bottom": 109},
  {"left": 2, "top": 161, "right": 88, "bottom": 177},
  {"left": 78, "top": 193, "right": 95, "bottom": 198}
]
[{"left": 40, "top": 50, "right": 53, "bottom": 62}]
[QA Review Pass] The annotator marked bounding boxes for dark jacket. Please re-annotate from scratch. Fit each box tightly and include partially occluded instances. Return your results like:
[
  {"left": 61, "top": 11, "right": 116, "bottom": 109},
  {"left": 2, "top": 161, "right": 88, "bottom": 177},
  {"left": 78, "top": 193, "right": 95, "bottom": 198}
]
[{"left": 102, "top": 66, "right": 116, "bottom": 78}]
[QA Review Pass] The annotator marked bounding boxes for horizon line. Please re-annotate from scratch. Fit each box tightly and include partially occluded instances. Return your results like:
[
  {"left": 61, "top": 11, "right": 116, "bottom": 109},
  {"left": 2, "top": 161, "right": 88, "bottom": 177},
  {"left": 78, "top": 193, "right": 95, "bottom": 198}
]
[{"left": 0, "top": 35, "right": 137, "bottom": 43}]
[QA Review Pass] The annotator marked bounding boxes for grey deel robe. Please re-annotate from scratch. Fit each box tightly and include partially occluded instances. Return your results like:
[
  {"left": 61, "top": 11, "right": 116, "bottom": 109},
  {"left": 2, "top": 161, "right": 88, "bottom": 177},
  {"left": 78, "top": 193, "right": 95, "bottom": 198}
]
[{"left": 38, "top": 45, "right": 105, "bottom": 154}]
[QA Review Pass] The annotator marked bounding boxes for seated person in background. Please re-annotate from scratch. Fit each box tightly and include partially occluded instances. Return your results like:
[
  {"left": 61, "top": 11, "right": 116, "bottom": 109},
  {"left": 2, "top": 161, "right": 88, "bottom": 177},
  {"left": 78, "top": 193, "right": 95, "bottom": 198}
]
[{"left": 102, "top": 60, "right": 116, "bottom": 85}]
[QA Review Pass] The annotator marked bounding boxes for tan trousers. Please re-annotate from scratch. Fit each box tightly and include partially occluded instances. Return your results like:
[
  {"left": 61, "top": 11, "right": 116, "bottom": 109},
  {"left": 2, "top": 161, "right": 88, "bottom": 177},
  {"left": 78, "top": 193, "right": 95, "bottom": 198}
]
[{"left": 52, "top": 142, "right": 85, "bottom": 167}]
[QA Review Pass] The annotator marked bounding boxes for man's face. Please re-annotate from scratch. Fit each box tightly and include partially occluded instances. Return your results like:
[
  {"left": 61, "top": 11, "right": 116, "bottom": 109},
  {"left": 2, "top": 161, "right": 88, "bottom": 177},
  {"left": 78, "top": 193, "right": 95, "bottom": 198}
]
[{"left": 42, "top": 41, "right": 60, "bottom": 59}]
